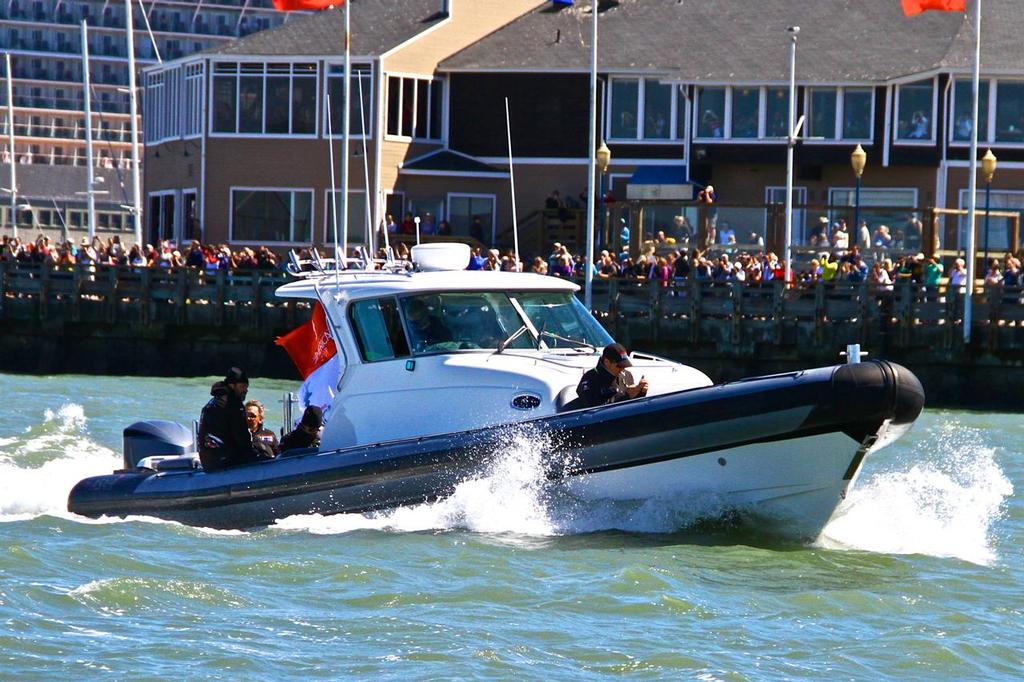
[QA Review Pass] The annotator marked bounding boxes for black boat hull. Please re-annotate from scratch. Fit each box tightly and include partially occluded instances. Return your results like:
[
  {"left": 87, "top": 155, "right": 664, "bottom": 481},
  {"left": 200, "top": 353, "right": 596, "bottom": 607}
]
[{"left": 67, "top": 360, "right": 924, "bottom": 537}]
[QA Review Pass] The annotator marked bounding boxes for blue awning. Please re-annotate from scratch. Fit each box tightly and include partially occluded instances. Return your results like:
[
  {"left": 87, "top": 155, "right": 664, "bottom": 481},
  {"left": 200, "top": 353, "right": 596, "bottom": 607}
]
[
  {"left": 629, "top": 165, "right": 689, "bottom": 186},
  {"left": 626, "top": 165, "right": 694, "bottom": 201}
]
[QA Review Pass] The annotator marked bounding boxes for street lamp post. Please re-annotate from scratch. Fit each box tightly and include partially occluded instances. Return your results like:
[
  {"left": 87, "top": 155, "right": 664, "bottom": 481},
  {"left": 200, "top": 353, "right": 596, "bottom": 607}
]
[
  {"left": 851, "top": 144, "right": 866, "bottom": 246},
  {"left": 783, "top": 26, "right": 799, "bottom": 286},
  {"left": 596, "top": 141, "right": 611, "bottom": 249},
  {"left": 981, "top": 148, "right": 997, "bottom": 266}
]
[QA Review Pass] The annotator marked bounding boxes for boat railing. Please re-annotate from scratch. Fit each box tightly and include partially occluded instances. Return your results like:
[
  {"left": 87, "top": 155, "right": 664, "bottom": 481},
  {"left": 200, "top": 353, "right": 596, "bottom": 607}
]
[{"left": 285, "top": 247, "right": 411, "bottom": 279}]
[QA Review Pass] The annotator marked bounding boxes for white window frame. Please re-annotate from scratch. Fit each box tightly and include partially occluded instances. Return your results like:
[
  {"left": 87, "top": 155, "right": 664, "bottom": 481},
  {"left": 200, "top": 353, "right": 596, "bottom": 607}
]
[
  {"left": 147, "top": 189, "right": 178, "bottom": 241},
  {"left": 957, "top": 187, "right": 1024, "bottom": 250},
  {"left": 228, "top": 186, "right": 315, "bottom": 245},
  {"left": 765, "top": 185, "right": 808, "bottom": 240},
  {"left": 446, "top": 192, "right": 497, "bottom": 242},
  {"left": 323, "top": 63, "right": 374, "bottom": 139},
  {"left": 208, "top": 60, "right": 320, "bottom": 139},
  {"left": 383, "top": 72, "right": 446, "bottom": 143},
  {"left": 183, "top": 62, "right": 204, "bottom": 139},
  {"left": 324, "top": 188, "right": 371, "bottom": 245},
  {"left": 893, "top": 76, "right": 938, "bottom": 145},
  {"left": 803, "top": 86, "right": 876, "bottom": 145},
  {"left": 948, "top": 77, "right": 1024, "bottom": 149},
  {"left": 606, "top": 76, "right": 685, "bottom": 143}
]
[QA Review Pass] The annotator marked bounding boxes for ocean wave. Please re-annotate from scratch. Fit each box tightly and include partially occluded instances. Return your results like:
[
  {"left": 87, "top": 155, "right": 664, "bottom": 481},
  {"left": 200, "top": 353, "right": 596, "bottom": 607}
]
[
  {"left": 0, "top": 403, "right": 120, "bottom": 521},
  {"left": 817, "top": 422, "right": 1013, "bottom": 565}
]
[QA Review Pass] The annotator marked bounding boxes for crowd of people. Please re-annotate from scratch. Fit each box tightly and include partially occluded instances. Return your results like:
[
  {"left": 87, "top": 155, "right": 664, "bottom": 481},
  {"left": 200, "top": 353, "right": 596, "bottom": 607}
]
[
  {"left": 2, "top": 217, "right": 1020, "bottom": 294},
  {"left": 0, "top": 234, "right": 282, "bottom": 271}
]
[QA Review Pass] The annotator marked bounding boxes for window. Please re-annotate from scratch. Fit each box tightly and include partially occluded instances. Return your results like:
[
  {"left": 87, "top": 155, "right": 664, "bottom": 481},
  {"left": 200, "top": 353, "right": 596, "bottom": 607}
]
[
  {"left": 995, "top": 81, "right": 1024, "bottom": 143},
  {"left": 184, "top": 62, "right": 203, "bottom": 138},
  {"left": 764, "top": 88, "right": 789, "bottom": 138},
  {"left": 325, "top": 189, "right": 369, "bottom": 245},
  {"left": 610, "top": 78, "right": 639, "bottom": 138},
  {"left": 807, "top": 88, "right": 837, "bottom": 139},
  {"left": 231, "top": 189, "right": 313, "bottom": 243},
  {"left": 895, "top": 79, "right": 934, "bottom": 141},
  {"left": 325, "top": 65, "right": 373, "bottom": 137},
  {"left": 842, "top": 89, "right": 872, "bottom": 140},
  {"left": 349, "top": 297, "right": 409, "bottom": 362},
  {"left": 730, "top": 87, "right": 759, "bottom": 139},
  {"left": 696, "top": 87, "right": 725, "bottom": 138},
  {"left": 828, "top": 187, "right": 919, "bottom": 249},
  {"left": 609, "top": 78, "right": 684, "bottom": 141},
  {"left": 957, "top": 189, "right": 1024, "bottom": 251},
  {"left": 765, "top": 186, "right": 808, "bottom": 243},
  {"left": 211, "top": 62, "right": 318, "bottom": 136},
  {"left": 806, "top": 87, "right": 873, "bottom": 141},
  {"left": 143, "top": 67, "right": 183, "bottom": 143},
  {"left": 385, "top": 75, "right": 443, "bottom": 140},
  {"left": 447, "top": 194, "right": 495, "bottom": 241},
  {"left": 952, "top": 79, "right": 989, "bottom": 142}
]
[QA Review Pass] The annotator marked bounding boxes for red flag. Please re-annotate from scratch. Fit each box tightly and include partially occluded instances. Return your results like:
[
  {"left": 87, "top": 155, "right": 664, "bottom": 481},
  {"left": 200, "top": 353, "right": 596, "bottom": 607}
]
[
  {"left": 272, "top": 0, "right": 341, "bottom": 10},
  {"left": 901, "top": 0, "right": 966, "bottom": 16},
  {"left": 275, "top": 302, "right": 337, "bottom": 379}
]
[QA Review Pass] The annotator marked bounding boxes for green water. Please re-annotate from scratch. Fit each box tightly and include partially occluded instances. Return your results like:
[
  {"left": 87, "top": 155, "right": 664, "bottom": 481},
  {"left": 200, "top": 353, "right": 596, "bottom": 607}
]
[{"left": 0, "top": 374, "right": 1020, "bottom": 679}]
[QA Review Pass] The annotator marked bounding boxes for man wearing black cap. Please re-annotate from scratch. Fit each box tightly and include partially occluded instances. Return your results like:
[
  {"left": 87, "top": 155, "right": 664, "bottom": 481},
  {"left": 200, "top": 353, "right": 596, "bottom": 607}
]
[
  {"left": 279, "top": 405, "right": 323, "bottom": 453},
  {"left": 198, "top": 367, "right": 272, "bottom": 471},
  {"left": 575, "top": 343, "right": 649, "bottom": 408}
]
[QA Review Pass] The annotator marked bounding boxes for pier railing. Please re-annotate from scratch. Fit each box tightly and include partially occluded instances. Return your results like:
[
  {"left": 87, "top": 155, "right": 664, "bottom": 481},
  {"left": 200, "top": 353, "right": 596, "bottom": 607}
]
[
  {"left": 0, "top": 263, "right": 302, "bottom": 329},
  {"left": 0, "top": 262, "right": 1021, "bottom": 352}
]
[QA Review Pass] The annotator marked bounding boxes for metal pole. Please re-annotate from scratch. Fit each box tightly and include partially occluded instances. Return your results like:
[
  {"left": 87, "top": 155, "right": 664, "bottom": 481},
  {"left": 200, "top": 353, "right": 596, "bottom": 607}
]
[
  {"left": 853, "top": 175, "right": 861, "bottom": 251},
  {"left": 783, "top": 27, "right": 799, "bottom": 285},
  {"left": 81, "top": 20, "right": 97, "bottom": 240},
  {"left": 964, "top": 0, "right": 982, "bottom": 344},
  {"left": 599, "top": 171, "right": 606, "bottom": 249},
  {"left": 4, "top": 53, "right": 16, "bottom": 239},
  {"left": 125, "top": 0, "right": 143, "bottom": 246},
  {"left": 583, "top": 0, "right": 598, "bottom": 310},
  {"left": 983, "top": 179, "right": 991, "bottom": 266},
  {"left": 340, "top": 1, "right": 351, "bottom": 258},
  {"left": 505, "top": 97, "right": 520, "bottom": 270}
]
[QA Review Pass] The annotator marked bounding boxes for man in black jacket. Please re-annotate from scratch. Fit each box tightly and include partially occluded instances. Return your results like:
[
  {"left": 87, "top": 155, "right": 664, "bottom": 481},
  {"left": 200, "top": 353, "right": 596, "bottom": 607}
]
[
  {"left": 280, "top": 405, "right": 323, "bottom": 454},
  {"left": 575, "top": 343, "right": 649, "bottom": 408},
  {"left": 198, "top": 367, "right": 270, "bottom": 471}
]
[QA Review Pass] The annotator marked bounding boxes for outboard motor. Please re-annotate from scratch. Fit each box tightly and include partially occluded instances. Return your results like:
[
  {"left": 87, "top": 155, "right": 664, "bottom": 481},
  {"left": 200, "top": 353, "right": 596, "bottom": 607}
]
[{"left": 123, "top": 420, "right": 196, "bottom": 470}]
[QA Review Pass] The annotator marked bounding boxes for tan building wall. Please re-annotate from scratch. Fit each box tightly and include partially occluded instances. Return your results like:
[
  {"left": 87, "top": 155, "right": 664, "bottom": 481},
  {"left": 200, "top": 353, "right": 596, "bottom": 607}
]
[{"left": 377, "top": 0, "right": 544, "bottom": 200}]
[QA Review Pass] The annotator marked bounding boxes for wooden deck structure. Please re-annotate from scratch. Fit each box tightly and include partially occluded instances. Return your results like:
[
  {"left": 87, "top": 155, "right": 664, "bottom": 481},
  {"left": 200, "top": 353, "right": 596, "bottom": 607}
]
[{"left": 0, "top": 262, "right": 1021, "bottom": 407}]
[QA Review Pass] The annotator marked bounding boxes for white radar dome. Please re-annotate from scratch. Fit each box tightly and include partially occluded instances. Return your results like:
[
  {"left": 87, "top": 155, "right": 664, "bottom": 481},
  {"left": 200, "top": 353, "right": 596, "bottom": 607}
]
[{"left": 411, "top": 242, "right": 471, "bottom": 271}]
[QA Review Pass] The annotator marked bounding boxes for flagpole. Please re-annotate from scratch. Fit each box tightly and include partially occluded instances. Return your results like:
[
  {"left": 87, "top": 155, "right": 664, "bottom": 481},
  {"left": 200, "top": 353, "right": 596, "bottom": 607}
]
[
  {"left": 125, "top": 0, "right": 143, "bottom": 246},
  {"left": 505, "top": 97, "right": 521, "bottom": 271},
  {"left": 583, "top": 0, "right": 598, "bottom": 311},
  {"left": 964, "top": 0, "right": 981, "bottom": 344},
  {"left": 357, "top": 70, "right": 372, "bottom": 258},
  {"left": 784, "top": 26, "right": 799, "bottom": 286},
  {"left": 340, "top": 1, "right": 351, "bottom": 262},
  {"left": 325, "top": 93, "right": 339, "bottom": 270},
  {"left": 5, "top": 53, "right": 17, "bottom": 240},
  {"left": 81, "top": 20, "right": 97, "bottom": 241}
]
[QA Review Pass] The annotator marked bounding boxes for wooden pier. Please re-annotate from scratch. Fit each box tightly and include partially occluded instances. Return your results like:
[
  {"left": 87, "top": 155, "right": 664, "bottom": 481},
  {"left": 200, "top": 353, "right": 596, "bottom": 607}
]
[{"left": 0, "top": 263, "right": 1021, "bottom": 408}]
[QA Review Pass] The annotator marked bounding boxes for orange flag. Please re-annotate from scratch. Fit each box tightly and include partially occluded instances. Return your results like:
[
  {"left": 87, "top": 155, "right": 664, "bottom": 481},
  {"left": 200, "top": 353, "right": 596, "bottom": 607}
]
[
  {"left": 275, "top": 302, "right": 337, "bottom": 379},
  {"left": 272, "top": 0, "right": 341, "bottom": 10},
  {"left": 901, "top": 0, "right": 966, "bottom": 15}
]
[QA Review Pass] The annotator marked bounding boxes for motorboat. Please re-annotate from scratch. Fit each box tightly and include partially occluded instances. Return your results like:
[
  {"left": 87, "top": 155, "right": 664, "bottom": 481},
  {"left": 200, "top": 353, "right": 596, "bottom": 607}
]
[{"left": 68, "top": 244, "right": 924, "bottom": 538}]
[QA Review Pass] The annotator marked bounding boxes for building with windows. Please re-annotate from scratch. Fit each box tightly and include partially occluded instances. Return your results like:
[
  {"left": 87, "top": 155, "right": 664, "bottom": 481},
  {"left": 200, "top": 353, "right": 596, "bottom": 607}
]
[
  {"left": 0, "top": 0, "right": 299, "bottom": 239},
  {"left": 142, "top": 0, "right": 1024, "bottom": 257},
  {"left": 141, "top": 0, "right": 539, "bottom": 248}
]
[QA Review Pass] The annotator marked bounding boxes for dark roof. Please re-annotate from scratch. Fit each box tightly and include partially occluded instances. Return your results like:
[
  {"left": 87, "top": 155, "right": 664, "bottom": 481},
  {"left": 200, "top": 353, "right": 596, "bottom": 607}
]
[
  {"left": 400, "top": 150, "right": 508, "bottom": 175},
  {"left": 442, "top": 0, "right": 1017, "bottom": 84},
  {"left": 4, "top": 164, "right": 136, "bottom": 205},
  {"left": 205, "top": 0, "right": 447, "bottom": 58}
]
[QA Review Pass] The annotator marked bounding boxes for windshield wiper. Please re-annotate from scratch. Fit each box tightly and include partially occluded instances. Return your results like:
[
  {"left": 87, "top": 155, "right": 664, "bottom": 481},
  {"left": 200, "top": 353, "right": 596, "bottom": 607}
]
[
  {"left": 537, "top": 331, "right": 596, "bottom": 352},
  {"left": 494, "top": 324, "right": 531, "bottom": 354}
]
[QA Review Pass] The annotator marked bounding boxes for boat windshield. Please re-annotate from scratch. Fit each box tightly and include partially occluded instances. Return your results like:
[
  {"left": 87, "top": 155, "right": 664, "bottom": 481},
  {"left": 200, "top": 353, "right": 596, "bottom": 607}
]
[{"left": 398, "top": 291, "right": 612, "bottom": 355}]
